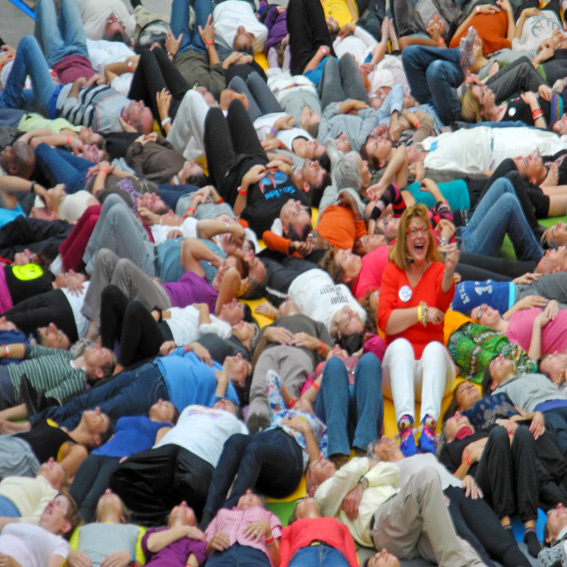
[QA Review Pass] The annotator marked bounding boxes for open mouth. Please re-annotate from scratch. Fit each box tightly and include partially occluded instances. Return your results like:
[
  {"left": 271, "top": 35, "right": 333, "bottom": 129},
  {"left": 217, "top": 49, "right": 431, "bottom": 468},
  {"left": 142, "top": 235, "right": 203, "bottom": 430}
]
[{"left": 413, "top": 244, "right": 424, "bottom": 253}]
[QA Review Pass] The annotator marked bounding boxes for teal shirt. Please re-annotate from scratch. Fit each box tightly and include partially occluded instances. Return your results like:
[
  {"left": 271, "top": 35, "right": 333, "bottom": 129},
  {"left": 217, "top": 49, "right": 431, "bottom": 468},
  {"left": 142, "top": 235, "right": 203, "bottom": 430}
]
[{"left": 405, "top": 179, "right": 470, "bottom": 211}]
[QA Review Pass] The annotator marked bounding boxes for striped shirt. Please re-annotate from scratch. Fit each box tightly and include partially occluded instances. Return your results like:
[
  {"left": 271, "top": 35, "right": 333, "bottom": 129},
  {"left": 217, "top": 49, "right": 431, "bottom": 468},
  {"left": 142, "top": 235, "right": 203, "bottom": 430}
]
[
  {"left": 8, "top": 345, "right": 86, "bottom": 404},
  {"left": 57, "top": 84, "right": 129, "bottom": 134}
]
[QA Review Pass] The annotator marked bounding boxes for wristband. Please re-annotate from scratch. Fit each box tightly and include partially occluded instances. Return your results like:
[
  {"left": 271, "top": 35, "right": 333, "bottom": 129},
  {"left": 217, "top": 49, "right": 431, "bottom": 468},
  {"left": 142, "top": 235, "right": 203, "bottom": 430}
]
[
  {"left": 65, "top": 135, "right": 70, "bottom": 146},
  {"left": 215, "top": 197, "right": 224, "bottom": 204},
  {"left": 414, "top": 120, "right": 420, "bottom": 128},
  {"left": 319, "top": 340, "right": 325, "bottom": 355},
  {"left": 30, "top": 181, "right": 36, "bottom": 194},
  {"left": 167, "top": 51, "right": 174, "bottom": 58},
  {"left": 465, "top": 455, "right": 472, "bottom": 466},
  {"left": 237, "top": 186, "right": 248, "bottom": 195},
  {"left": 131, "top": 551, "right": 135, "bottom": 565},
  {"left": 184, "top": 344, "right": 190, "bottom": 353},
  {"left": 417, "top": 303, "right": 422, "bottom": 324},
  {"left": 476, "top": 5, "right": 480, "bottom": 13},
  {"left": 127, "top": 61, "right": 133, "bottom": 72},
  {"left": 229, "top": 91, "right": 234, "bottom": 101},
  {"left": 2, "top": 345, "right": 9, "bottom": 358},
  {"left": 278, "top": 140, "right": 283, "bottom": 149},
  {"left": 312, "top": 381, "right": 320, "bottom": 390},
  {"left": 206, "top": 40, "right": 214, "bottom": 46},
  {"left": 161, "top": 116, "right": 171, "bottom": 126},
  {"left": 98, "top": 168, "right": 108, "bottom": 176},
  {"left": 437, "top": 38, "right": 444, "bottom": 44},
  {"left": 286, "top": 397, "right": 296, "bottom": 409},
  {"left": 186, "top": 207, "right": 195, "bottom": 216},
  {"left": 532, "top": 109, "right": 543, "bottom": 119},
  {"left": 265, "top": 535, "right": 274, "bottom": 545},
  {"left": 270, "top": 127, "right": 278, "bottom": 136}
]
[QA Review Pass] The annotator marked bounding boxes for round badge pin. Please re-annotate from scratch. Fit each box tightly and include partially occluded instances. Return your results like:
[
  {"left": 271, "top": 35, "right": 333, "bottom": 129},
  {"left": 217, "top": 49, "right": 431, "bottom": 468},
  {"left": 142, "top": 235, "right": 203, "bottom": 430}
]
[{"left": 399, "top": 285, "right": 412, "bottom": 302}]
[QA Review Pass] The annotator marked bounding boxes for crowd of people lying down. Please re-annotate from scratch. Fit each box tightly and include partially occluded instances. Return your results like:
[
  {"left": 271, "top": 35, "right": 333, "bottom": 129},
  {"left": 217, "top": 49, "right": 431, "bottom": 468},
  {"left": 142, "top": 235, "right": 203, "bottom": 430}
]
[{"left": 5, "top": 0, "right": 567, "bottom": 564}]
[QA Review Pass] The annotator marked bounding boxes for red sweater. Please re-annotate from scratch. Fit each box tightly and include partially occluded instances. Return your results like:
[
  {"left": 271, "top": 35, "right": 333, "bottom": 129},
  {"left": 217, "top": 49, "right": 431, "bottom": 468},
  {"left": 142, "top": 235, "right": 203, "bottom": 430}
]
[
  {"left": 377, "top": 261, "right": 454, "bottom": 358},
  {"left": 279, "top": 517, "right": 359, "bottom": 567}
]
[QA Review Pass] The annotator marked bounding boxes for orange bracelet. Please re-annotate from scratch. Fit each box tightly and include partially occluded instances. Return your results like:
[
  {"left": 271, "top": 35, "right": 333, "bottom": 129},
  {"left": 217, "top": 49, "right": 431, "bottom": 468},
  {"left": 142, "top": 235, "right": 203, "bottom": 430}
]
[
  {"left": 312, "top": 381, "right": 320, "bottom": 390},
  {"left": 206, "top": 40, "right": 214, "bottom": 46},
  {"left": 65, "top": 135, "right": 70, "bottom": 146}
]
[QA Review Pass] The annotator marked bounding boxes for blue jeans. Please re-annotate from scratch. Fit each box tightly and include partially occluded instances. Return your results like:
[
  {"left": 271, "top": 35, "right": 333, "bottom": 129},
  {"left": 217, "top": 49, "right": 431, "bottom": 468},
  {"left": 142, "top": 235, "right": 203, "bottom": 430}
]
[
  {"left": 289, "top": 544, "right": 351, "bottom": 567},
  {"left": 35, "top": 144, "right": 93, "bottom": 193},
  {"left": 315, "top": 353, "right": 383, "bottom": 456},
  {"left": 35, "top": 0, "right": 88, "bottom": 67},
  {"left": 402, "top": 45, "right": 464, "bottom": 125},
  {"left": 171, "top": 0, "right": 212, "bottom": 54},
  {"left": 201, "top": 429, "right": 304, "bottom": 526},
  {"left": 29, "top": 363, "right": 167, "bottom": 429},
  {"left": 0, "top": 36, "right": 56, "bottom": 115},
  {"left": 207, "top": 543, "right": 271, "bottom": 566},
  {"left": 459, "top": 178, "right": 543, "bottom": 262}
]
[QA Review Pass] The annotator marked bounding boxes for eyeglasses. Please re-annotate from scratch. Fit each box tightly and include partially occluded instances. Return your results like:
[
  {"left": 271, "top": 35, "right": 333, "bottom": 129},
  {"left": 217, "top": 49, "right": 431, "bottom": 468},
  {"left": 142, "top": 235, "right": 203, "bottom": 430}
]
[{"left": 405, "top": 227, "right": 429, "bottom": 236}]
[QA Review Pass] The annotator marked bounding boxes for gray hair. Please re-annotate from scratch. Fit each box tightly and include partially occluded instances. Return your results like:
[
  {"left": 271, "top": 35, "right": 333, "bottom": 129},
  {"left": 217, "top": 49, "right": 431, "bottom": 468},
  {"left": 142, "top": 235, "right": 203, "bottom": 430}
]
[{"left": 333, "top": 151, "right": 363, "bottom": 190}]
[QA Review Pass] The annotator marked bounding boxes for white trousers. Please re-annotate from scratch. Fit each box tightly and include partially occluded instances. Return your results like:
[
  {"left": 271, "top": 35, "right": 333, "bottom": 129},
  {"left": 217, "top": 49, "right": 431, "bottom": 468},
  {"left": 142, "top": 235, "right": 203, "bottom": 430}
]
[{"left": 381, "top": 338, "right": 455, "bottom": 424}]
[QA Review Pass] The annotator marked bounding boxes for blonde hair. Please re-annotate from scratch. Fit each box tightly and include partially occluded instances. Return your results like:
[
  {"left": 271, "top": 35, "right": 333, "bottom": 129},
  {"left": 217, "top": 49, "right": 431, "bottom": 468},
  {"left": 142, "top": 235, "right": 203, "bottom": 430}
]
[
  {"left": 388, "top": 204, "right": 441, "bottom": 270},
  {"left": 461, "top": 87, "right": 482, "bottom": 123}
]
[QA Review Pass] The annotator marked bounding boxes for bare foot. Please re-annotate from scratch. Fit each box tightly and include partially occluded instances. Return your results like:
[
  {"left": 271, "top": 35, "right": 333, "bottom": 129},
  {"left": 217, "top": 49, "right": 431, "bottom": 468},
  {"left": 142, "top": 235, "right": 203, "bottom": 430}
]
[{"left": 388, "top": 18, "right": 399, "bottom": 50}]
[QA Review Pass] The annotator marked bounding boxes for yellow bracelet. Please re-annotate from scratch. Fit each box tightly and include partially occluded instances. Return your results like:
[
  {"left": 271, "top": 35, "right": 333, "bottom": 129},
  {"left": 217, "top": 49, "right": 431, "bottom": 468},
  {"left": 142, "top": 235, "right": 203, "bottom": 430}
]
[{"left": 417, "top": 304, "right": 422, "bottom": 324}]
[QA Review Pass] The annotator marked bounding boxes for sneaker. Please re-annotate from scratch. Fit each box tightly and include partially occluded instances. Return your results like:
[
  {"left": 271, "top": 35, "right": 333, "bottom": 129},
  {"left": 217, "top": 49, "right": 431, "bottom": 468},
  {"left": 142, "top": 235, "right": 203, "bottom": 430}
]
[
  {"left": 419, "top": 425, "right": 438, "bottom": 454},
  {"left": 399, "top": 429, "right": 417, "bottom": 457}
]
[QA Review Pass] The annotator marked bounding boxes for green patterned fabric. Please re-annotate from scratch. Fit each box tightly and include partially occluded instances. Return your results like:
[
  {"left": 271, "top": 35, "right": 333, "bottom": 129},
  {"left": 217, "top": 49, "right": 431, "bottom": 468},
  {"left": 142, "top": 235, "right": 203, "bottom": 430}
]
[{"left": 447, "top": 322, "right": 536, "bottom": 383}]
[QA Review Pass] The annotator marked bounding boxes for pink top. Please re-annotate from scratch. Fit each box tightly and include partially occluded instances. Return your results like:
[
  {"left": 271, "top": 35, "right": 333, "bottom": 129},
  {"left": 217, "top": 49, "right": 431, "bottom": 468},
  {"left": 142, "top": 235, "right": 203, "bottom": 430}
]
[
  {"left": 204, "top": 506, "right": 282, "bottom": 557},
  {"left": 351, "top": 246, "right": 389, "bottom": 300},
  {"left": 506, "top": 307, "right": 567, "bottom": 356}
]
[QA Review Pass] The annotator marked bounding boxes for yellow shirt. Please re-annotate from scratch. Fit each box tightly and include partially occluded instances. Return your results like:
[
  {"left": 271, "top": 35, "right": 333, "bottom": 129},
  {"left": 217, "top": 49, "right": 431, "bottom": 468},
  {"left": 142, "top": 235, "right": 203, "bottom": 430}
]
[{"left": 322, "top": 0, "right": 357, "bottom": 28}]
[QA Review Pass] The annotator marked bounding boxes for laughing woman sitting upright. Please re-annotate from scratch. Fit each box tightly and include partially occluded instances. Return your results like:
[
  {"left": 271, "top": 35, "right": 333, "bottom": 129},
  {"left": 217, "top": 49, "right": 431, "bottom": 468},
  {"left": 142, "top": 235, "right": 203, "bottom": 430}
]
[{"left": 378, "top": 204, "right": 458, "bottom": 456}]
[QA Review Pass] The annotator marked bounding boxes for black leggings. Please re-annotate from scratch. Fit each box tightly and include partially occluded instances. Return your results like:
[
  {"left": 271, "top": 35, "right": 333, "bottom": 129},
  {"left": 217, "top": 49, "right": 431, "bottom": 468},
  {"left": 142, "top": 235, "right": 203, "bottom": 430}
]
[
  {"left": 474, "top": 426, "right": 539, "bottom": 523},
  {"left": 110, "top": 444, "right": 214, "bottom": 526},
  {"left": 445, "top": 486, "right": 531, "bottom": 567},
  {"left": 204, "top": 99, "right": 267, "bottom": 205},
  {"left": 287, "top": 0, "right": 334, "bottom": 75},
  {"left": 100, "top": 285, "right": 169, "bottom": 367},
  {"left": 457, "top": 253, "right": 537, "bottom": 280},
  {"left": 128, "top": 48, "right": 190, "bottom": 129},
  {"left": 3, "top": 288, "right": 78, "bottom": 343}
]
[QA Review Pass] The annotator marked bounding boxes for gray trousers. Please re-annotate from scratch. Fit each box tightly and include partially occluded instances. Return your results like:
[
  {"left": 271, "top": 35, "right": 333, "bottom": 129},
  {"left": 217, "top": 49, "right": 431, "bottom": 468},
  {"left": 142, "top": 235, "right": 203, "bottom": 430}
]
[
  {"left": 319, "top": 54, "right": 370, "bottom": 111},
  {"left": 515, "top": 272, "right": 567, "bottom": 310},
  {"left": 248, "top": 345, "right": 314, "bottom": 423},
  {"left": 371, "top": 467, "right": 487, "bottom": 567},
  {"left": 81, "top": 249, "right": 171, "bottom": 325},
  {"left": 83, "top": 194, "right": 156, "bottom": 278}
]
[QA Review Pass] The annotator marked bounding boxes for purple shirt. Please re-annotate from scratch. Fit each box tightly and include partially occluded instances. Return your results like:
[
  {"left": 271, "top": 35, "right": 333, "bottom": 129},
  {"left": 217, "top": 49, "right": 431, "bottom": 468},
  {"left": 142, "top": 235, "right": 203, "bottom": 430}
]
[
  {"left": 161, "top": 271, "right": 218, "bottom": 311},
  {"left": 141, "top": 527, "right": 206, "bottom": 566}
]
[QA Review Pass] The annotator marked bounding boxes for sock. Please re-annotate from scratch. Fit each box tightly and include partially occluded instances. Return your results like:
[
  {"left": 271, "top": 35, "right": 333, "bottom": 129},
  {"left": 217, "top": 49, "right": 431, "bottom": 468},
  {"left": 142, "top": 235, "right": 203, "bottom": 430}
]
[
  {"left": 267, "top": 47, "right": 279, "bottom": 68},
  {"left": 282, "top": 45, "right": 291, "bottom": 73},
  {"left": 460, "top": 26, "right": 476, "bottom": 70},
  {"left": 524, "top": 528, "right": 541, "bottom": 558},
  {"left": 398, "top": 415, "right": 417, "bottom": 456},
  {"left": 419, "top": 415, "right": 438, "bottom": 454}
]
